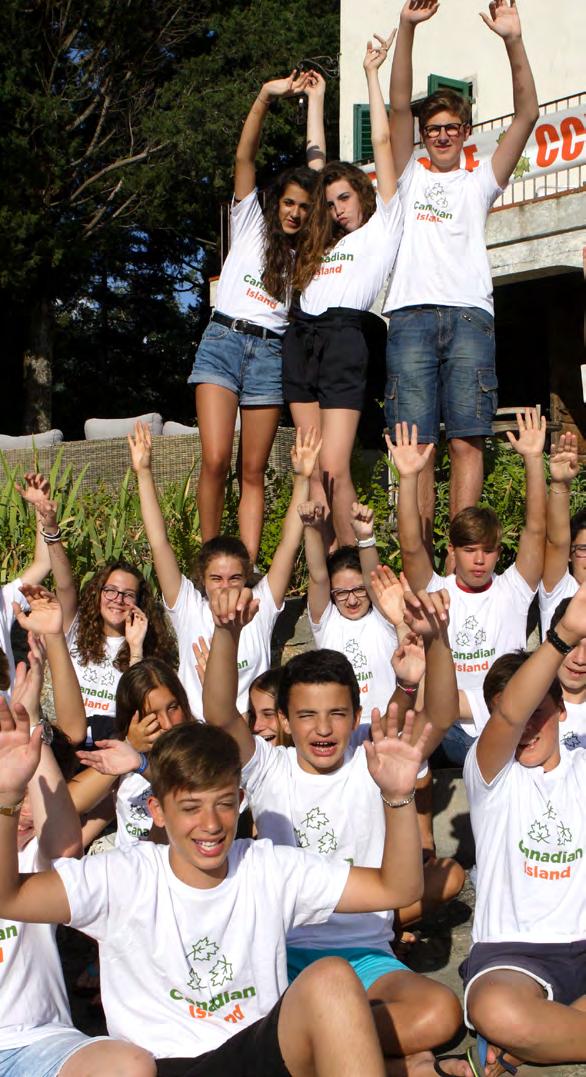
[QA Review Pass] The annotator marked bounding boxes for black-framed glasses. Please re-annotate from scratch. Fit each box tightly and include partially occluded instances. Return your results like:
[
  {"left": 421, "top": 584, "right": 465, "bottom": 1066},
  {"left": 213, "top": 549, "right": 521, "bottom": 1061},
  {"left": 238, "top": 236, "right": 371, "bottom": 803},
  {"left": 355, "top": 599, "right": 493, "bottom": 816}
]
[
  {"left": 571, "top": 544, "right": 586, "bottom": 558},
  {"left": 331, "top": 586, "right": 368, "bottom": 603},
  {"left": 101, "top": 585, "right": 138, "bottom": 604},
  {"left": 422, "top": 122, "right": 466, "bottom": 140}
]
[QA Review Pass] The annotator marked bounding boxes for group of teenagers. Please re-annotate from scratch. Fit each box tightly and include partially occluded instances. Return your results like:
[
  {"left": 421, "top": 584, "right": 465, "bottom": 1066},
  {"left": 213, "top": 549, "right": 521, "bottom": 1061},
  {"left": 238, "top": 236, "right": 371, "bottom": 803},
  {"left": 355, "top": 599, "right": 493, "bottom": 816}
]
[{"left": 2, "top": 2, "right": 586, "bottom": 1077}]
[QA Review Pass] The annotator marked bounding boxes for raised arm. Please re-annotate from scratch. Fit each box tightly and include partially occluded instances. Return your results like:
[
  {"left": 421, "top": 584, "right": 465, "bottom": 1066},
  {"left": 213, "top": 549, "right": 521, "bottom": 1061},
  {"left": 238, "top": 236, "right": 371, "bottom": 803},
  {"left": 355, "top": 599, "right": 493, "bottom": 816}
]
[
  {"left": 336, "top": 707, "right": 429, "bottom": 913},
  {"left": 305, "top": 70, "right": 326, "bottom": 171},
  {"left": 266, "top": 427, "right": 322, "bottom": 608},
  {"left": 402, "top": 588, "right": 459, "bottom": 755},
  {"left": 389, "top": 1, "right": 439, "bottom": 176},
  {"left": 25, "top": 491, "right": 79, "bottom": 632},
  {"left": 386, "top": 424, "right": 435, "bottom": 590},
  {"left": 507, "top": 408, "right": 547, "bottom": 590},
  {"left": 477, "top": 582, "right": 586, "bottom": 782},
  {"left": 16, "top": 473, "right": 51, "bottom": 586},
  {"left": 0, "top": 699, "right": 72, "bottom": 924},
  {"left": 299, "top": 501, "right": 330, "bottom": 623},
  {"left": 484, "top": 0, "right": 539, "bottom": 189},
  {"left": 542, "top": 433, "right": 579, "bottom": 593},
  {"left": 350, "top": 504, "right": 386, "bottom": 613},
  {"left": 14, "top": 585, "right": 87, "bottom": 745},
  {"left": 235, "top": 71, "right": 311, "bottom": 201},
  {"left": 363, "top": 32, "right": 397, "bottom": 203},
  {"left": 201, "top": 588, "right": 257, "bottom": 766},
  {"left": 128, "top": 421, "right": 182, "bottom": 608}
]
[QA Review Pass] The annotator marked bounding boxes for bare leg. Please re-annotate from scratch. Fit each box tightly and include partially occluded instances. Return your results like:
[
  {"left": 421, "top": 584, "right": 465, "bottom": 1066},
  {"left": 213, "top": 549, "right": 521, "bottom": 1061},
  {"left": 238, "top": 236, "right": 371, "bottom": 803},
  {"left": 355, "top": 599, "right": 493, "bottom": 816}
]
[
  {"left": 278, "top": 956, "right": 386, "bottom": 1077},
  {"left": 394, "top": 857, "right": 466, "bottom": 931},
  {"left": 195, "top": 385, "right": 238, "bottom": 542},
  {"left": 448, "top": 437, "right": 484, "bottom": 519},
  {"left": 468, "top": 970, "right": 586, "bottom": 1067},
  {"left": 319, "top": 409, "right": 361, "bottom": 547},
  {"left": 61, "top": 1039, "right": 156, "bottom": 1076},
  {"left": 385, "top": 1054, "right": 472, "bottom": 1076},
  {"left": 238, "top": 405, "right": 281, "bottom": 563},
  {"left": 415, "top": 445, "right": 436, "bottom": 560},
  {"left": 368, "top": 969, "right": 463, "bottom": 1058}
]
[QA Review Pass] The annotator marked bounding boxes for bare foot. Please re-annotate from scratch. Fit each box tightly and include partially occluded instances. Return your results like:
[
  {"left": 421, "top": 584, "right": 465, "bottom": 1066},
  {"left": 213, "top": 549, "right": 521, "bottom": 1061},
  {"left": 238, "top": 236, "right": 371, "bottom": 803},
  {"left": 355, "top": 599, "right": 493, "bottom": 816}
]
[
  {"left": 386, "top": 1051, "right": 473, "bottom": 1076},
  {"left": 484, "top": 1043, "right": 522, "bottom": 1077}
]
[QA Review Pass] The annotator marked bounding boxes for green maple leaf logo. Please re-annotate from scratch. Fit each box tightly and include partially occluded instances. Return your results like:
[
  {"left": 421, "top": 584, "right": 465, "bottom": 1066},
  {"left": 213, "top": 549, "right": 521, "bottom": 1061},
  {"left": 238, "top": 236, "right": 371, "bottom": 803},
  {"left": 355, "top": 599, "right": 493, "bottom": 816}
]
[
  {"left": 187, "top": 969, "right": 203, "bottom": 990},
  {"left": 317, "top": 829, "right": 338, "bottom": 854},
  {"left": 209, "top": 955, "right": 234, "bottom": 987},
  {"left": 304, "top": 807, "right": 329, "bottom": 830},
  {"left": 186, "top": 936, "right": 220, "bottom": 962}
]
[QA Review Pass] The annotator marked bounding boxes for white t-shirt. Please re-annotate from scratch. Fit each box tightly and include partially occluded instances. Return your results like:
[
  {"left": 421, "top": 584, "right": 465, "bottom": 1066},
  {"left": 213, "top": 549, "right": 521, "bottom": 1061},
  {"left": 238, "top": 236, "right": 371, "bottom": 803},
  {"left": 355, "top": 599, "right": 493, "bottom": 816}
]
[
  {"left": 560, "top": 700, "right": 586, "bottom": 755},
  {"left": 115, "top": 773, "right": 153, "bottom": 848},
  {"left": 300, "top": 193, "right": 403, "bottom": 316},
  {"left": 464, "top": 742, "right": 586, "bottom": 944},
  {"left": 383, "top": 157, "right": 502, "bottom": 316},
  {"left": 538, "top": 570, "right": 578, "bottom": 637},
  {"left": 213, "top": 189, "right": 289, "bottom": 334},
  {"left": 66, "top": 614, "right": 124, "bottom": 741},
  {"left": 309, "top": 603, "right": 398, "bottom": 722},
  {"left": 165, "top": 574, "right": 283, "bottom": 720},
  {"left": 429, "top": 565, "right": 535, "bottom": 734},
  {"left": 0, "top": 578, "right": 26, "bottom": 698},
  {"left": 0, "top": 840, "right": 73, "bottom": 1048},
  {"left": 241, "top": 734, "right": 393, "bottom": 950},
  {"left": 56, "top": 839, "right": 348, "bottom": 1058}
]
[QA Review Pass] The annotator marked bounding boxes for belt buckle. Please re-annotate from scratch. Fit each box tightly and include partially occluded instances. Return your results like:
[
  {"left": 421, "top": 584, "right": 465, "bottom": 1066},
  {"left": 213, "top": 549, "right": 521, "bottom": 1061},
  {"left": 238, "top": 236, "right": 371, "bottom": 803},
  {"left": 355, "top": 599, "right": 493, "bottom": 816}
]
[{"left": 232, "top": 318, "right": 248, "bottom": 334}]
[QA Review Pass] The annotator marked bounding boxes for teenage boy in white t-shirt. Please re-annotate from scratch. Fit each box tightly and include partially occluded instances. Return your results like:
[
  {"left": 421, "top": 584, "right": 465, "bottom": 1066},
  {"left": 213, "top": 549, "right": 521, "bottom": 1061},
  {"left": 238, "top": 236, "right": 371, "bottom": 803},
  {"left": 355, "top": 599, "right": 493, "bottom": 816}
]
[
  {"left": 384, "top": 0, "right": 539, "bottom": 533},
  {"left": 0, "top": 677, "right": 434, "bottom": 1076},
  {"left": 203, "top": 587, "right": 470, "bottom": 1077},
  {"left": 538, "top": 431, "right": 582, "bottom": 635},
  {"left": 389, "top": 411, "right": 547, "bottom": 763},
  {"left": 459, "top": 583, "right": 586, "bottom": 1076}
]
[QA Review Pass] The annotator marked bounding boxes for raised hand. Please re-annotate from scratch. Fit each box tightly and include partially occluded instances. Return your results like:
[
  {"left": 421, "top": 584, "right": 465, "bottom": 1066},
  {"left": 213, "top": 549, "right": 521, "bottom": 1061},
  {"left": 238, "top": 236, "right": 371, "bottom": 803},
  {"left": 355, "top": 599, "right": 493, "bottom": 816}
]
[
  {"left": 77, "top": 738, "right": 141, "bottom": 776},
  {"left": 506, "top": 407, "right": 546, "bottom": 459},
  {"left": 261, "top": 70, "right": 312, "bottom": 102},
  {"left": 350, "top": 502, "right": 375, "bottom": 542},
  {"left": 125, "top": 607, "right": 148, "bottom": 654},
  {"left": 291, "top": 426, "right": 323, "bottom": 478},
  {"left": 364, "top": 704, "right": 431, "bottom": 800},
  {"left": 11, "top": 645, "right": 44, "bottom": 728},
  {"left": 15, "top": 472, "right": 51, "bottom": 509},
  {"left": 128, "top": 421, "right": 152, "bottom": 473},
  {"left": 403, "top": 585, "right": 450, "bottom": 638},
  {"left": 557, "top": 582, "right": 586, "bottom": 647},
  {"left": 385, "top": 423, "right": 434, "bottom": 478},
  {"left": 0, "top": 698, "right": 43, "bottom": 800},
  {"left": 400, "top": 0, "right": 440, "bottom": 25},
  {"left": 549, "top": 432, "right": 579, "bottom": 485},
  {"left": 14, "top": 585, "right": 63, "bottom": 637},
  {"left": 192, "top": 636, "right": 210, "bottom": 687},
  {"left": 209, "top": 587, "right": 260, "bottom": 631},
  {"left": 363, "top": 30, "right": 397, "bottom": 73},
  {"left": 370, "top": 565, "right": 406, "bottom": 626},
  {"left": 391, "top": 633, "right": 426, "bottom": 686},
  {"left": 480, "top": 0, "right": 522, "bottom": 41},
  {"left": 304, "top": 70, "right": 326, "bottom": 99},
  {"left": 298, "top": 501, "right": 325, "bottom": 529},
  {"left": 127, "top": 710, "right": 161, "bottom": 752}
]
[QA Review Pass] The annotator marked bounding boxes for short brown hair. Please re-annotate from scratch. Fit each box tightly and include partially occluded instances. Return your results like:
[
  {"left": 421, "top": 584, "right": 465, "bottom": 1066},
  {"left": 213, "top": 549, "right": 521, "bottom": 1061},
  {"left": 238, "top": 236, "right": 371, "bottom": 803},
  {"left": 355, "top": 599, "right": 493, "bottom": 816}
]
[
  {"left": 148, "top": 723, "right": 241, "bottom": 803},
  {"left": 450, "top": 506, "right": 502, "bottom": 550},
  {"left": 419, "top": 89, "right": 472, "bottom": 132},
  {"left": 483, "top": 650, "right": 563, "bottom": 712}
]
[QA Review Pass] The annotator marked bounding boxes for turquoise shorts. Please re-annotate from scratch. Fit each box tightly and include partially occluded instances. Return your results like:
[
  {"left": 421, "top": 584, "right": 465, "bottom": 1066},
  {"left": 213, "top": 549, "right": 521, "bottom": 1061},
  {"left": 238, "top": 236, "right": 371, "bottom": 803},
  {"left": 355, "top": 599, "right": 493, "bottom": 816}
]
[{"left": 287, "top": 945, "right": 408, "bottom": 991}]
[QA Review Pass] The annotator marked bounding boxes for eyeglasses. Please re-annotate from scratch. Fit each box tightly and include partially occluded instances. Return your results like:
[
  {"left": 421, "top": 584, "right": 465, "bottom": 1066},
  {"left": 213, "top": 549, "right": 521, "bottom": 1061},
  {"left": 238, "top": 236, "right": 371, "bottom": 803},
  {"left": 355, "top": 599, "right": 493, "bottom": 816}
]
[
  {"left": 571, "top": 544, "right": 586, "bottom": 558},
  {"left": 331, "top": 586, "right": 368, "bottom": 603},
  {"left": 101, "top": 585, "right": 138, "bottom": 604},
  {"left": 422, "top": 122, "right": 466, "bottom": 140}
]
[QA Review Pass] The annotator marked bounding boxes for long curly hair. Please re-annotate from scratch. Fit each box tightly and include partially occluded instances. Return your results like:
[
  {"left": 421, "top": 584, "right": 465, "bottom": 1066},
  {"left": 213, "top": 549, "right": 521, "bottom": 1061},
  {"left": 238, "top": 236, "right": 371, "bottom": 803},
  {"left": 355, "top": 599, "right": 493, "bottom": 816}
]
[
  {"left": 293, "top": 162, "right": 376, "bottom": 293},
  {"left": 74, "top": 560, "right": 178, "bottom": 671},
  {"left": 261, "top": 165, "right": 318, "bottom": 303}
]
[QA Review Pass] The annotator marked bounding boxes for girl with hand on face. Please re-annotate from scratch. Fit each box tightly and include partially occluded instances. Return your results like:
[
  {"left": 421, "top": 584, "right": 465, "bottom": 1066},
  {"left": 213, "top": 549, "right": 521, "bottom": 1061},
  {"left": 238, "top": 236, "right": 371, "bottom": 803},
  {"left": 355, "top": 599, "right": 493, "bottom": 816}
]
[
  {"left": 284, "top": 35, "right": 404, "bottom": 547},
  {"left": 188, "top": 68, "right": 326, "bottom": 565}
]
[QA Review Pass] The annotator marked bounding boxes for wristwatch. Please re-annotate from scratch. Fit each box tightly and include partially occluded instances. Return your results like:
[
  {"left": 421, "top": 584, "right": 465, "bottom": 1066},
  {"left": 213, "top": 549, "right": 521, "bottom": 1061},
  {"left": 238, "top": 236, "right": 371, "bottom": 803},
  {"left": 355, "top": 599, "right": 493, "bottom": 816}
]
[
  {"left": 0, "top": 798, "right": 24, "bottom": 817},
  {"left": 546, "top": 626, "right": 573, "bottom": 656},
  {"left": 31, "top": 718, "right": 54, "bottom": 746}
]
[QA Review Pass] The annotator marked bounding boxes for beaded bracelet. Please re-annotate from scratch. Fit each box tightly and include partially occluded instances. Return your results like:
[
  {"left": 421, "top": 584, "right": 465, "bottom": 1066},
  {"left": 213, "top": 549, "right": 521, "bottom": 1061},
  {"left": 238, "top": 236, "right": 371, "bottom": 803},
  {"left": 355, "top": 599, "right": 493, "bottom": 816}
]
[{"left": 380, "top": 789, "right": 416, "bottom": 809}]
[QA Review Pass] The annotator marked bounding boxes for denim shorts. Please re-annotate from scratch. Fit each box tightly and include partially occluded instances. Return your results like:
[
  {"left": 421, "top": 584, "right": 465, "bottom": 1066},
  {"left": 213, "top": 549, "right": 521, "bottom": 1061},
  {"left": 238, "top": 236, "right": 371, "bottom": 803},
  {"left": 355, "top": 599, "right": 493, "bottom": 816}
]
[
  {"left": 188, "top": 318, "right": 284, "bottom": 406},
  {"left": 385, "top": 304, "right": 498, "bottom": 442},
  {"left": 0, "top": 1030, "right": 110, "bottom": 1077},
  {"left": 287, "top": 945, "right": 408, "bottom": 991}
]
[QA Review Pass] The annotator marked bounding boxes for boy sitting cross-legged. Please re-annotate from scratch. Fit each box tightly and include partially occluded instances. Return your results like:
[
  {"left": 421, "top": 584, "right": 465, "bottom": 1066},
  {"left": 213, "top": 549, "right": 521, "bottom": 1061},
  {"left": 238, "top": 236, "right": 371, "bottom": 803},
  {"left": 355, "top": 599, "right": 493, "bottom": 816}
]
[
  {"left": 203, "top": 585, "right": 469, "bottom": 1077},
  {"left": 0, "top": 642, "right": 435, "bottom": 1077},
  {"left": 460, "top": 583, "right": 586, "bottom": 1076}
]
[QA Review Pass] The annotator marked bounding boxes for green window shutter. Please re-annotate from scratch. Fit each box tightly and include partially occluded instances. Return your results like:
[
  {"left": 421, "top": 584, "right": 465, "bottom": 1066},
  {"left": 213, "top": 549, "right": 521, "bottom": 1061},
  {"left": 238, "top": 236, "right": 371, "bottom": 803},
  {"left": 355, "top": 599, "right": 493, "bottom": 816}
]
[
  {"left": 427, "top": 74, "right": 474, "bottom": 101},
  {"left": 353, "top": 103, "right": 373, "bottom": 162}
]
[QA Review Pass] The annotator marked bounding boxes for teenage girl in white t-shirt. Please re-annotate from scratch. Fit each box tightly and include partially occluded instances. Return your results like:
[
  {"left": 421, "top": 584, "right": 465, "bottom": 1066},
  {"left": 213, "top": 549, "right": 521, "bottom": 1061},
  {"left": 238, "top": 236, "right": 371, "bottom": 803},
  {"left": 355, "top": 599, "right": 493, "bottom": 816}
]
[
  {"left": 188, "top": 68, "right": 326, "bottom": 565},
  {"left": 284, "top": 34, "right": 404, "bottom": 546}
]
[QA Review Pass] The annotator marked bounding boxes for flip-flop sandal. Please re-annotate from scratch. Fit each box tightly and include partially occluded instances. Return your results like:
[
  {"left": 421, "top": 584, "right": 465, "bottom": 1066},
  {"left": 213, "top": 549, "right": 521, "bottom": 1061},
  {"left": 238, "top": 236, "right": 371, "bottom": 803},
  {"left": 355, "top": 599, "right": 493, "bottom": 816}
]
[
  {"left": 466, "top": 1038, "right": 519, "bottom": 1077},
  {"left": 434, "top": 1054, "right": 473, "bottom": 1076},
  {"left": 494, "top": 1055, "right": 518, "bottom": 1076}
]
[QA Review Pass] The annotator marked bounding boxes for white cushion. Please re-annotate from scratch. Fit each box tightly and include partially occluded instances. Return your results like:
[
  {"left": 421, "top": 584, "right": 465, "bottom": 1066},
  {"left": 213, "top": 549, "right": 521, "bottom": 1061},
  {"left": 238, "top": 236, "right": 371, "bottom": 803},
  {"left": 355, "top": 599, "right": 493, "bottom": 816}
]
[
  {"left": 162, "top": 421, "right": 199, "bottom": 437},
  {"left": 84, "top": 413, "right": 163, "bottom": 440},
  {"left": 0, "top": 429, "right": 64, "bottom": 450}
]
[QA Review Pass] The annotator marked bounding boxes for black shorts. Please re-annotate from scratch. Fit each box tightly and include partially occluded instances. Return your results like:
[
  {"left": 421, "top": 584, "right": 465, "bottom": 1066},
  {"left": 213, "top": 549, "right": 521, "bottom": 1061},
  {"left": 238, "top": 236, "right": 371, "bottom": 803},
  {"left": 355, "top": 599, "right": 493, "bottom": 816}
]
[
  {"left": 461, "top": 940, "right": 586, "bottom": 1025},
  {"left": 283, "top": 306, "right": 379, "bottom": 411},
  {"left": 155, "top": 997, "right": 290, "bottom": 1077}
]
